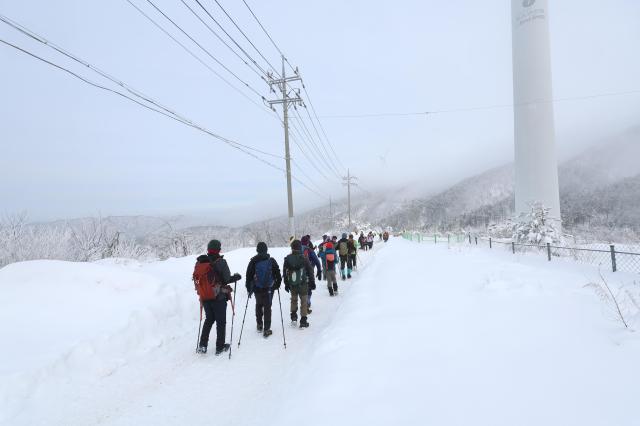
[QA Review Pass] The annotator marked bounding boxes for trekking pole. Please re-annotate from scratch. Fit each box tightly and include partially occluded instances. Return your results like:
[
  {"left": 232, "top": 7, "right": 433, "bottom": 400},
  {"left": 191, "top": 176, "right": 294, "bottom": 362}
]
[
  {"left": 277, "top": 289, "right": 287, "bottom": 349},
  {"left": 237, "top": 294, "right": 251, "bottom": 348},
  {"left": 196, "top": 302, "right": 203, "bottom": 353},
  {"left": 229, "top": 281, "right": 237, "bottom": 360}
]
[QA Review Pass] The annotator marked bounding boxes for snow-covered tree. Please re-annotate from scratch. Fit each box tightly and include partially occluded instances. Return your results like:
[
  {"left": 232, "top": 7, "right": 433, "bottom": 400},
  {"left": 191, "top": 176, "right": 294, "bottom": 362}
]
[{"left": 512, "top": 202, "right": 561, "bottom": 245}]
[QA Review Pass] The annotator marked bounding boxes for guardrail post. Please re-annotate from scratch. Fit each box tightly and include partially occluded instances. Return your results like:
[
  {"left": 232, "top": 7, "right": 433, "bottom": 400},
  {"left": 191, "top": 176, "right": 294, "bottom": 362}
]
[
  {"left": 512, "top": 242, "right": 515, "bottom": 254},
  {"left": 547, "top": 243, "right": 551, "bottom": 261},
  {"left": 468, "top": 234, "right": 472, "bottom": 244},
  {"left": 475, "top": 236, "right": 478, "bottom": 245},
  {"left": 448, "top": 234, "right": 451, "bottom": 245},
  {"left": 610, "top": 245, "right": 617, "bottom": 272},
  {"left": 489, "top": 237, "right": 492, "bottom": 249},
  {"left": 435, "top": 234, "right": 437, "bottom": 244}
]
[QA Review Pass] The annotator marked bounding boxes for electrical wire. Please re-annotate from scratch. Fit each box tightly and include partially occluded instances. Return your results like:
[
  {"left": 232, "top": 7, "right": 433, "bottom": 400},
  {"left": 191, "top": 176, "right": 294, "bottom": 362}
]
[
  {"left": 193, "top": 0, "right": 271, "bottom": 79},
  {"left": 0, "top": 14, "right": 281, "bottom": 160},
  {"left": 291, "top": 109, "right": 342, "bottom": 180},
  {"left": 301, "top": 83, "right": 346, "bottom": 171},
  {"left": 211, "top": 0, "right": 280, "bottom": 77},
  {"left": 141, "top": 0, "right": 264, "bottom": 98},
  {"left": 178, "top": 0, "right": 266, "bottom": 81},
  {"left": 0, "top": 38, "right": 283, "bottom": 166},
  {"left": 125, "top": 0, "right": 270, "bottom": 115},
  {"left": 318, "top": 89, "right": 640, "bottom": 119}
]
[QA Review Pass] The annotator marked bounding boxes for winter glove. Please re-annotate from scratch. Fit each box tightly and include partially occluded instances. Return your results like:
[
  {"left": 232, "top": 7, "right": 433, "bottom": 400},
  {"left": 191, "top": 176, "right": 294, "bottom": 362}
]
[
  {"left": 310, "top": 282, "right": 316, "bottom": 291},
  {"left": 231, "top": 273, "right": 242, "bottom": 283},
  {"left": 285, "top": 285, "right": 290, "bottom": 293},
  {"left": 273, "top": 279, "right": 281, "bottom": 290},
  {"left": 316, "top": 270, "right": 322, "bottom": 281},
  {"left": 247, "top": 290, "right": 253, "bottom": 299}
]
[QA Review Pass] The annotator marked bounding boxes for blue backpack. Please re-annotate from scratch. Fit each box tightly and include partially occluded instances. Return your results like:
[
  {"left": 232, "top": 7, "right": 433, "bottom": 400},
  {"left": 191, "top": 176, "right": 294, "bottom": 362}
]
[{"left": 254, "top": 258, "right": 274, "bottom": 289}]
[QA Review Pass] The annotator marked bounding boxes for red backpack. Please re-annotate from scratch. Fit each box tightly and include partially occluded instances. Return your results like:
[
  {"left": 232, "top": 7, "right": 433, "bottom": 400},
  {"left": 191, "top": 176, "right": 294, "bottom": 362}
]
[{"left": 192, "top": 259, "right": 222, "bottom": 301}]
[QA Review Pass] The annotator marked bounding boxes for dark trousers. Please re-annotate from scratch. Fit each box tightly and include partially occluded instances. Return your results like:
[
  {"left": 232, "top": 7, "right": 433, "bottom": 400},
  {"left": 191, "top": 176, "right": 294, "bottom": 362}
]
[
  {"left": 255, "top": 291, "right": 273, "bottom": 330},
  {"left": 200, "top": 299, "right": 227, "bottom": 350},
  {"left": 349, "top": 253, "right": 357, "bottom": 269},
  {"left": 339, "top": 255, "right": 352, "bottom": 275}
]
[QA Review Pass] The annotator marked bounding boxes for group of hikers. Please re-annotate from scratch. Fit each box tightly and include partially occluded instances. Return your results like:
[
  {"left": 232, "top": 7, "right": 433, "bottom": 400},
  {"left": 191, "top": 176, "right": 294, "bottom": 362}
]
[{"left": 192, "top": 230, "right": 390, "bottom": 356}]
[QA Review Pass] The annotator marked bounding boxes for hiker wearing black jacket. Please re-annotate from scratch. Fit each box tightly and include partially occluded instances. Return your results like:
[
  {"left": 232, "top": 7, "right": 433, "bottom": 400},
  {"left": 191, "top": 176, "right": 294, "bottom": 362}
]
[
  {"left": 283, "top": 239, "right": 316, "bottom": 328},
  {"left": 245, "top": 242, "right": 282, "bottom": 337},
  {"left": 196, "top": 239, "right": 241, "bottom": 355}
]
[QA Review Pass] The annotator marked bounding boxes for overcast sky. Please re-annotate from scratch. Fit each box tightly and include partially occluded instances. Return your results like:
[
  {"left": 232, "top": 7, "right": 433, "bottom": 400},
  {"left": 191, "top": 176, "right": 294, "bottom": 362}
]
[{"left": 1, "top": 0, "right": 639, "bottom": 225}]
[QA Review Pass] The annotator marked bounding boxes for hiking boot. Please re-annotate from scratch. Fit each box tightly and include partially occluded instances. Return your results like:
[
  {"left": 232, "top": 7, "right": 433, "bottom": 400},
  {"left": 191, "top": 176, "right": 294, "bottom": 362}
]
[
  {"left": 215, "top": 343, "right": 230, "bottom": 356},
  {"left": 257, "top": 323, "right": 263, "bottom": 332},
  {"left": 341, "top": 275, "right": 346, "bottom": 281},
  {"left": 263, "top": 329, "right": 273, "bottom": 338},
  {"left": 299, "top": 317, "right": 309, "bottom": 328},
  {"left": 307, "top": 307, "right": 313, "bottom": 314},
  {"left": 290, "top": 312, "right": 298, "bottom": 322},
  {"left": 196, "top": 345, "right": 207, "bottom": 354},
  {"left": 347, "top": 274, "right": 351, "bottom": 279},
  {"left": 328, "top": 287, "right": 334, "bottom": 296}
]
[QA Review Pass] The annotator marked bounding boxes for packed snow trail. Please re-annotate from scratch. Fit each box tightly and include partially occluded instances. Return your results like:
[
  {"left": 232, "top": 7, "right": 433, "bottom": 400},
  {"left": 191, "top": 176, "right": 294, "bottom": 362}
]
[{"left": 2, "top": 239, "right": 640, "bottom": 425}]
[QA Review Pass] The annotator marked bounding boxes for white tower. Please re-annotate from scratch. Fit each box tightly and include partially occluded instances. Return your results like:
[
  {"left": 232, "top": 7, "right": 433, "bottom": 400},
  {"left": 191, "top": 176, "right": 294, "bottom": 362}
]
[{"left": 511, "top": 0, "right": 561, "bottom": 222}]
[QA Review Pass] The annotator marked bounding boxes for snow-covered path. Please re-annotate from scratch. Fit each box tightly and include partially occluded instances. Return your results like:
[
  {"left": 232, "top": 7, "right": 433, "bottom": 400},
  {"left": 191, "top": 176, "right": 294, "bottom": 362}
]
[{"left": 2, "top": 238, "right": 640, "bottom": 425}]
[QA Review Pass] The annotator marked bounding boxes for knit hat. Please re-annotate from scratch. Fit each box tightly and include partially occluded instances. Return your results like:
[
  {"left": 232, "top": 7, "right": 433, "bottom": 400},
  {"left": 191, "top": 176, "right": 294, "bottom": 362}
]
[
  {"left": 257, "top": 242, "right": 268, "bottom": 254},
  {"left": 207, "top": 239, "right": 221, "bottom": 254},
  {"left": 301, "top": 235, "right": 310, "bottom": 245},
  {"left": 342, "top": 233, "right": 347, "bottom": 239},
  {"left": 290, "top": 239, "right": 302, "bottom": 251}
]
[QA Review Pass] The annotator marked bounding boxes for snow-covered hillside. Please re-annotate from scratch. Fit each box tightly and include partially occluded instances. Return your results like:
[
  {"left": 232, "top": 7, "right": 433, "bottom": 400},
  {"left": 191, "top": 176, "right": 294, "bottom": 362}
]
[{"left": 2, "top": 238, "right": 639, "bottom": 425}]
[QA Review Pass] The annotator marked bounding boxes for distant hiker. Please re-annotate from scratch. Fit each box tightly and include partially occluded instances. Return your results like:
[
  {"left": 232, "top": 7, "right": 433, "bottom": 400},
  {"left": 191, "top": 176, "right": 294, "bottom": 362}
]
[
  {"left": 283, "top": 239, "right": 315, "bottom": 328},
  {"left": 383, "top": 231, "right": 389, "bottom": 242},
  {"left": 245, "top": 242, "right": 282, "bottom": 338},
  {"left": 358, "top": 232, "right": 367, "bottom": 251},
  {"left": 347, "top": 234, "right": 358, "bottom": 271},
  {"left": 319, "top": 241, "right": 339, "bottom": 295},
  {"left": 337, "top": 233, "right": 352, "bottom": 280},
  {"left": 317, "top": 235, "right": 330, "bottom": 280},
  {"left": 192, "top": 239, "right": 241, "bottom": 355},
  {"left": 367, "top": 232, "right": 374, "bottom": 250},
  {"left": 301, "top": 235, "right": 322, "bottom": 313},
  {"left": 331, "top": 235, "right": 338, "bottom": 245}
]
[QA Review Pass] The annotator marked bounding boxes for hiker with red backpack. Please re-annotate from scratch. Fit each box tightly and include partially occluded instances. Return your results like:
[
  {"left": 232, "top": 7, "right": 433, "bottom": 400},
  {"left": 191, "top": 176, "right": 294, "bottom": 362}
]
[
  {"left": 300, "top": 235, "right": 322, "bottom": 313},
  {"left": 193, "top": 239, "right": 242, "bottom": 355},
  {"left": 245, "top": 242, "right": 282, "bottom": 338},
  {"left": 319, "top": 241, "right": 339, "bottom": 295},
  {"left": 283, "top": 239, "right": 316, "bottom": 328}
]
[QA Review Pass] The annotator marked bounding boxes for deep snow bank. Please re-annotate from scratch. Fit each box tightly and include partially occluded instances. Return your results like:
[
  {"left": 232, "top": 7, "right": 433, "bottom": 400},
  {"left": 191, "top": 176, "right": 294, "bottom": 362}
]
[{"left": 2, "top": 239, "right": 640, "bottom": 426}]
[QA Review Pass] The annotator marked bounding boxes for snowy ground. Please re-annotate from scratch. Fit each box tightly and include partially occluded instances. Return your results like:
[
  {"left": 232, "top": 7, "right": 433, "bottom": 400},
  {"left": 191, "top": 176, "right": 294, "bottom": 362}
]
[{"left": 1, "top": 238, "right": 639, "bottom": 426}]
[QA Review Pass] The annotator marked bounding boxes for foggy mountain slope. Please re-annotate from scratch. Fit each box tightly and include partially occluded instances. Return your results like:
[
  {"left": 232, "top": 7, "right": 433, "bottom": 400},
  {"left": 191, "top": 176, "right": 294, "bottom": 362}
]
[{"left": 380, "top": 126, "right": 640, "bottom": 231}]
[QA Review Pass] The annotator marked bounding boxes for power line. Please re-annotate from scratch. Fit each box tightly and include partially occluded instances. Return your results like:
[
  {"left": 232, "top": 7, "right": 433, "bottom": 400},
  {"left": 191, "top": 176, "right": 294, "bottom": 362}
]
[
  {"left": 301, "top": 100, "right": 343, "bottom": 177},
  {"left": 0, "top": 37, "right": 283, "bottom": 167},
  {"left": 241, "top": 0, "right": 284, "bottom": 59},
  {"left": 178, "top": 0, "right": 267, "bottom": 80},
  {"left": 291, "top": 109, "right": 342, "bottom": 180},
  {"left": 0, "top": 14, "right": 281, "bottom": 160},
  {"left": 1, "top": 20, "right": 328, "bottom": 202},
  {"left": 211, "top": 0, "right": 280, "bottom": 77},
  {"left": 125, "top": 0, "right": 270, "bottom": 114},
  {"left": 191, "top": 0, "right": 272, "bottom": 80},
  {"left": 318, "top": 89, "right": 640, "bottom": 119},
  {"left": 141, "top": 0, "right": 264, "bottom": 98},
  {"left": 301, "top": 83, "right": 346, "bottom": 171}
]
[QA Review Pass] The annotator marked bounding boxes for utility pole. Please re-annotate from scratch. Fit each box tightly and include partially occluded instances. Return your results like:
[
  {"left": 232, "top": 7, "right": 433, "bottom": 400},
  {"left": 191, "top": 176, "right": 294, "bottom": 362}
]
[
  {"left": 342, "top": 169, "right": 357, "bottom": 229},
  {"left": 329, "top": 196, "right": 333, "bottom": 232},
  {"left": 267, "top": 56, "right": 304, "bottom": 239}
]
